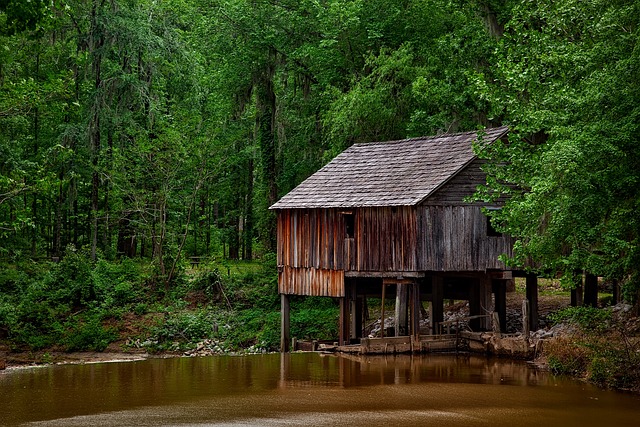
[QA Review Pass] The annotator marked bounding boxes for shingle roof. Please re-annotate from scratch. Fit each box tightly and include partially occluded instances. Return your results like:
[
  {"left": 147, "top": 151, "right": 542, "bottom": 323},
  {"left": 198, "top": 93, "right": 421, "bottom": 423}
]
[{"left": 270, "top": 126, "right": 508, "bottom": 209}]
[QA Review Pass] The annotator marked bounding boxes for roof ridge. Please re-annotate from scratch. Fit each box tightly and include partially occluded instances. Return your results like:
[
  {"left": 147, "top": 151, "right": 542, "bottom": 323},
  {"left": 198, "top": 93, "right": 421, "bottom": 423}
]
[{"left": 352, "top": 126, "right": 508, "bottom": 148}]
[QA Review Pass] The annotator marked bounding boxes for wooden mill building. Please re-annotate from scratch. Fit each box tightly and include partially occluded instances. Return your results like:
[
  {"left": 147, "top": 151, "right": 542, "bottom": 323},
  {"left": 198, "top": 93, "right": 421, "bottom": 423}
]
[{"left": 271, "top": 126, "right": 537, "bottom": 351}]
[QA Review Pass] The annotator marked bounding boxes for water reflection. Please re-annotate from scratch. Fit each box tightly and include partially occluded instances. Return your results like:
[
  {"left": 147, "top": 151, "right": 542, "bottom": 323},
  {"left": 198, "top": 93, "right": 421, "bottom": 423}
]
[{"left": 1, "top": 353, "right": 639, "bottom": 426}]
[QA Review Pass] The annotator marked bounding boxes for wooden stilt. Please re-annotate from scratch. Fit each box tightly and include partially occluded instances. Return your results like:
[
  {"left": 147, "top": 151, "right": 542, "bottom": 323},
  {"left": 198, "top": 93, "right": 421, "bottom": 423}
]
[
  {"left": 612, "top": 279, "right": 620, "bottom": 304},
  {"left": 339, "top": 296, "right": 349, "bottom": 345},
  {"left": 431, "top": 276, "right": 444, "bottom": 335},
  {"left": 479, "top": 277, "right": 492, "bottom": 330},
  {"left": 525, "top": 274, "right": 539, "bottom": 331},
  {"left": 469, "top": 278, "right": 480, "bottom": 331},
  {"left": 280, "top": 293, "right": 290, "bottom": 353},
  {"left": 381, "top": 282, "right": 386, "bottom": 338},
  {"left": 493, "top": 279, "right": 507, "bottom": 333},
  {"left": 584, "top": 273, "right": 598, "bottom": 307},
  {"left": 395, "top": 283, "right": 408, "bottom": 336},
  {"left": 411, "top": 282, "right": 421, "bottom": 339},
  {"left": 354, "top": 296, "right": 363, "bottom": 339},
  {"left": 349, "top": 283, "right": 362, "bottom": 339},
  {"left": 522, "top": 299, "right": 530, "bottom": 339},
  {"left": 571, "top": 270, "right": 583, "bottom": 307}
]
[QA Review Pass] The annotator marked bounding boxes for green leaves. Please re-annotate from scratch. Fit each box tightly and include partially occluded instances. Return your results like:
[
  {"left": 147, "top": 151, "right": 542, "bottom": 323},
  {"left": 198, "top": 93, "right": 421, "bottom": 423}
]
[{"left": 478, "top": 0, "right": 640, "bottom": 291}]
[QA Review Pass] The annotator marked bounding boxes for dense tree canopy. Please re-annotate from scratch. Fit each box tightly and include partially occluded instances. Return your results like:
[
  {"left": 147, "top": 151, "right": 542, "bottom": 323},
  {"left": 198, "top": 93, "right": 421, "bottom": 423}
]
[{"left": 1, "top": 0, "right": 638, "bottom": 299}]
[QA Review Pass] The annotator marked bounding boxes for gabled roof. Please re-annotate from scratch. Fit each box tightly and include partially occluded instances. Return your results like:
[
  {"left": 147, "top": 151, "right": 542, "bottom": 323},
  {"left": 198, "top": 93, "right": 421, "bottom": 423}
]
[{"left": 270, "top": 126, "right": 508, "bottom": 209}]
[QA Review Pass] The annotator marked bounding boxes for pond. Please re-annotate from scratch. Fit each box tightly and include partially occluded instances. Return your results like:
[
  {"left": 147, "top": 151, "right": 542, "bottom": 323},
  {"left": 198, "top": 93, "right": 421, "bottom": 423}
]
[{"left": 1, "top": 353, "right": 639, "bottom": 426}]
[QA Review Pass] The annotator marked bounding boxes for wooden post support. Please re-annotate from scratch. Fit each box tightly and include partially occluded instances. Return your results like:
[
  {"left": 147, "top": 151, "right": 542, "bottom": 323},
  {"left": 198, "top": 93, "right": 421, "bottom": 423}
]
[
  {"left": 493, "top": 279, "right": 507, "bottom": 333},
  {"left": 339, "top": 296, "right": 349, "bottom": 345},
  {"left": 584, "top": 273, "right": 598, "bottom": 308},
  {"left": 522, "top": 299, "right": 530, "bottom": 339},
  {"left": 280, "top": 293, "right": 290, "bottom": 353},
  {"left": 349, "top": 282, "right": 360, "bottom": 340},
  {"left": 395, "top": 283, "right": 408, "bottom": 336},
  {"left": 612, "top": 279, "right": 620, "bottom": 304},
  {"left": 353, "top": 297, "right": 363, "bottom": 340},
  {"left": 469, "top": 278, "right": 480, "bottom": 331},
  {"left": 525, "top": 274, "right": 539, "bottom": 331},
  {"left": 479, "top": 277, "right": 492, "bottom": 331},
  {"left": 492, "top": 312, "right": 501, "bottom": 338},
  {"left": 431, "top": 276, "right": 444, "bottom": 335},
  {"left": 381, "top": 282, "right": 386, "bottom": 338},
  {"left": 571, "top": 270, "right": 583, "bottom": 307},
  {"left": 411, "top": 282, "right": 421, "bottom": 339}
]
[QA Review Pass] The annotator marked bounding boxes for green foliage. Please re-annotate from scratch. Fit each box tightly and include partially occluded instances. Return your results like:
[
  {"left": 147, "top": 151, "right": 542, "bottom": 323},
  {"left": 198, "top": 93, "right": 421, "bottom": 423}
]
[
  {"left": 291, "top": 297, "right": 338, "bottom": 341},
  {"left": 63, "top": 313, "right": 118, "bottom": 352},
  {"left": 549, "top": 306, "right": 612, "bottom": 332},
  {"left": 150, "top": 310, "right": 217, "bottom": 345},
  {"left": 476, "top": 0, "right": 640, "bottom": 297},
  {"left": 545, "top": 305, "right": 640, "bottom": 389}
]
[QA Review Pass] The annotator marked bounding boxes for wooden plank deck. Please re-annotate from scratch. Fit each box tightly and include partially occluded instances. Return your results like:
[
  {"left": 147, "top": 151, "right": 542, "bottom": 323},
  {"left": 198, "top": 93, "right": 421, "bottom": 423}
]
[{"left": 325, "top": 335, "right": 459, "bottom": 355}]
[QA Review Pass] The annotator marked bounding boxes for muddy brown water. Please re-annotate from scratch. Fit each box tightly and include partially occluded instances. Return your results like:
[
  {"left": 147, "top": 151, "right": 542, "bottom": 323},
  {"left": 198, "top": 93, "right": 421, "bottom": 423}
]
[{"left": 1, "top": 353, "right": 639, "bottom": 426}]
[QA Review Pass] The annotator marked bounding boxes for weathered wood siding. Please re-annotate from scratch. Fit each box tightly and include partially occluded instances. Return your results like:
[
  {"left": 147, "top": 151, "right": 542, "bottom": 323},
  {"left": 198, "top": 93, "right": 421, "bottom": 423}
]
[
  {"left": 277, "top": 208, "right": 346, "bottom": 296},
  {"left": 276, "top": 206, "right": 420, "bottom": 295},
  {"left": 279, "top": 266, "right": 345, "bottom": 297},
  {"left": 276, "top": 202, "right": 514, "bottom": 296},
  {"left": 417, "top": 205, "right": 514, "bottom": 271},
  {"left": 425, "top": 158, "right": 509, "bottom": 206},
  {"left": 277, "top": 208, "right": 345, "bottom": 270},
  {"left": 277, "top": 207, "right": 419, "bottom": 271},
  {"left": 355, "top": 206, "right": 418, "bottom": 272}
]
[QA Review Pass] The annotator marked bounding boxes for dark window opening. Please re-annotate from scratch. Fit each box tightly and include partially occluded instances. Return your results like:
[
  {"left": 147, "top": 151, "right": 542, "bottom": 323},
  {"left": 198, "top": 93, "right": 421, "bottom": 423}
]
[
  {"left": 344, "top": 213, "right": 355, "bottom": 238},
  {"left": 485, "top": 207, "right": 502, "bottom": 237}
]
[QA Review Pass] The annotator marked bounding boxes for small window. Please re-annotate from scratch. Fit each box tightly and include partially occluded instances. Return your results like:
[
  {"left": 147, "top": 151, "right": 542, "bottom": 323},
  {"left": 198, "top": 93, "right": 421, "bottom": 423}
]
[
  {"left": 343, "top": 212, "right": 355, "bottom": 238},
  {"left": 485, "top": 207, "right": 502, "bottom": 237}
]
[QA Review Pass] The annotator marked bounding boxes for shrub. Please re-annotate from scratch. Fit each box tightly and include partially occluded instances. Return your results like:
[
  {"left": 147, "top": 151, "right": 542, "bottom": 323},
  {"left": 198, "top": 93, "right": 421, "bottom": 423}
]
[
  {"left": 544, "top": 335, "right": 590, "bottom": 375},
  {"left": 548, "top": 306, "right": 611, "bottom": 332},
  {"left": 63, "top": 313, "right": 118, "bottom": 352},
  {"left": 149, "top": 309, "right": 217, "bottom": 345}
]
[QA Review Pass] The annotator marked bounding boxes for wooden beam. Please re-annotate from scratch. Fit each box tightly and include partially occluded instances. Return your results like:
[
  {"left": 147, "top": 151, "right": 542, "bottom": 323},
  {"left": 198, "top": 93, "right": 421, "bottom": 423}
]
[
  {"left": 612, "top": 279, "right": 620, "bottom": 304},
  {"left": 339, "top": 296, "right": 350, "bottom": 345},
  {"left": 395, "top": 283, "right": 408, "bottom": 336},
  {"left": 571, "top": 271, "right": 583, "bottom": 307},
  {"left": 348, "top": 281, "right": 362, "bottom": 340},
  {"left": 431, "top": 276, "right": 444, "bottom": 335},
  {"left": 526, "top": 274, "right": 539, "bottom": 331},
  {"left": 479, "top": 277, "right": 492, "bottom": 330},
  {"left": 411, "top": 282, "right": 421, "bottom": 339},
  {"left": 584, "top": 273, "right": 598, "bottom": 307},
  {"left": 381, "top": 282, "right": 386, "bottom": 338},
  {"left": 493, "top": 279, "right": 507, "bottom": 333},
  {"left": 280, "top": 293, "right": 290, "bottom": 352}
]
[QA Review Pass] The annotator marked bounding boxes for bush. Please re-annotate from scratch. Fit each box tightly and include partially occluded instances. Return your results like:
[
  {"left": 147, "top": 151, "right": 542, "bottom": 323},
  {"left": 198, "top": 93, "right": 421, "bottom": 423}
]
[
  {"left": 291, "top": 297, "right": 338, "bottom": 340},
  {"left": 544, "top": 336, "right": 589, "bottom": 375},
  {"left": 548, "top": 306, "right": 611, "bottom": 332},
  {"left": 149, "top": 309, "right": 217, "bottom": 346},
  {"left": 544, "top": 307, "right": 640, "bottom": 391},
  {"left": 63, "top": 313, "right": 118, "bottom": 352}
]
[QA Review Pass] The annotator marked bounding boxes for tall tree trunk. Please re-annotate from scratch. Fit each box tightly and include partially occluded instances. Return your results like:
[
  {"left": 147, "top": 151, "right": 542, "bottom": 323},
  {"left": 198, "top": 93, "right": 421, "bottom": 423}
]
[
  {"left": 31, "top": 51, "right": 40, "bottom": 257},
  {"left": 102, "top": 129, "right": 113, "bottom": 254},
  {"left": 243, "top": 157, "right": 254, "bottom": 260},
  {"left": 53, "top": 174, "right": 64, "bottom": 258},
  {"left": 256, "top": 56, "right": 277, "bottom": 252},
  {"left": 89, "top": 0, "right": 103, "bottom": 262}
]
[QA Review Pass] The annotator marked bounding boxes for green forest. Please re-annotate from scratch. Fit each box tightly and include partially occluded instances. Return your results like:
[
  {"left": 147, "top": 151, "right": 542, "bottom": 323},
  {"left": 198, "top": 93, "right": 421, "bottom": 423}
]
[{"left": 1, "top": 0, "right": 639, "bottom": 381}]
